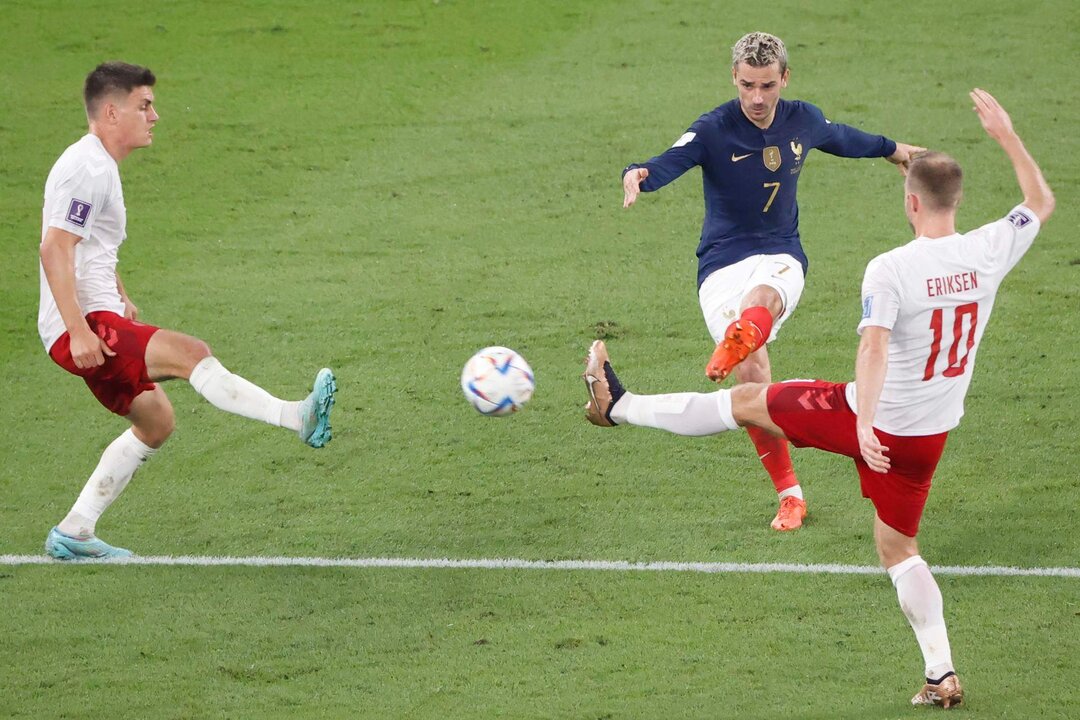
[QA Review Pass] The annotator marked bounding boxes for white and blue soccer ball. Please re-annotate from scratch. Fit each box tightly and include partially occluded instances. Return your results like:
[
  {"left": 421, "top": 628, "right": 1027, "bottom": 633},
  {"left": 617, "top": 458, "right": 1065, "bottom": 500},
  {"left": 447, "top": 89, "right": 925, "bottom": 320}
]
[{"left": 461, "top": 346, "right": 535, "bottom": 416}]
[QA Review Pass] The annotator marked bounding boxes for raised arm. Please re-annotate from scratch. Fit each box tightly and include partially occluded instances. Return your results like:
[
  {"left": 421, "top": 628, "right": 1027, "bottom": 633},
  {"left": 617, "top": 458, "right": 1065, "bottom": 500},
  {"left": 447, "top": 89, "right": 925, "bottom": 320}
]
[
  {"left": 970, "top": 88, "right": 1054, "bottom": 223},
  {"left": 854, "top": 325, "right": 891, "bottom": 473}
]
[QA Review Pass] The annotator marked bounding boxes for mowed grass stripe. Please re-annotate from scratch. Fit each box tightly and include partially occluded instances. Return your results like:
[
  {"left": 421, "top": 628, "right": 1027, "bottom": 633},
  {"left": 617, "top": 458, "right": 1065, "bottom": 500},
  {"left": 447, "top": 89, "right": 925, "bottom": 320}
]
[{"left": 2, "top": 554, "right": 1078, "bottom": 577}]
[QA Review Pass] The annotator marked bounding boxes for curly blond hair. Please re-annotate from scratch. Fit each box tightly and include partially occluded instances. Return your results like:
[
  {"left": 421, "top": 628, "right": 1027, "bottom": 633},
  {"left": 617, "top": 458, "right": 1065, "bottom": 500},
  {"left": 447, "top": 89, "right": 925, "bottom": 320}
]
[{"left": 731, "top": 32, "right": 788, "bottom": 73}]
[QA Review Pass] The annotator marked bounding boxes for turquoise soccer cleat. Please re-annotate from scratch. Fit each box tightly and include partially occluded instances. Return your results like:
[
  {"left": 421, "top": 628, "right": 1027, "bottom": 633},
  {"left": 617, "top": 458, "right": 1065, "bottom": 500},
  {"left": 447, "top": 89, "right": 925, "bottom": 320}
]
[
  {"left": 44, "top": 527, "right": 132, "bottom": 560},
  {"left": 298, "top": 367, "right": 337, "bottom": 448}
]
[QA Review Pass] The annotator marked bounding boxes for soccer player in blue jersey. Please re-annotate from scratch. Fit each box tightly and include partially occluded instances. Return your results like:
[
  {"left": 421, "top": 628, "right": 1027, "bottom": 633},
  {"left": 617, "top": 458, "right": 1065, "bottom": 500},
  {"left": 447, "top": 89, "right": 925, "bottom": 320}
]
[{"left": 621, "top": 32, "right": 924, "bottom": 531}]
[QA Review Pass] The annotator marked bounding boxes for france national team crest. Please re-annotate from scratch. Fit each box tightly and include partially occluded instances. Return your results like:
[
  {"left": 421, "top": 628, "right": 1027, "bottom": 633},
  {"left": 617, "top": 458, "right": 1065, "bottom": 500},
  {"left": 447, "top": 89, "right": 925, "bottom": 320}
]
[
  {"left": 66, "top": 198, "right": 92, "bottom": 227},
  {"left": 1007, "top": 209, "right": 1033, "bottom": 229},
  {"left": 789, "top": 140, "right": 804, "bottom": 175}
]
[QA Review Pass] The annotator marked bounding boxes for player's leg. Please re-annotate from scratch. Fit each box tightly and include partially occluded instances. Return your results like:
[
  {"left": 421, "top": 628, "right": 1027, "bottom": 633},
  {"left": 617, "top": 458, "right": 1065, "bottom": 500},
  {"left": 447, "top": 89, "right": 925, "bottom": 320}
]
[
  {"left": 50, "top": 383, "right": 171, "bottom": 541},
  {"left": 144, "top": 329, "right": 337, "bottom": 448},
  {"left": 875, "top": 515, "right": 963, "bottom": 708},
  {"left": 583, "top": 339, "right": 783, "bottom": 437},
  {"left": 703, "top": 252, "right": 805, "bottom": 383},
  {"left": 705, "top": 284, "right": 781, "bottom": 382},
  {"left": 702, "top": 261, "right": 806, "bottom": 529},
  {"left": 731, "top": 337, "right": 805, "bottom": 529},
  {"left": 46, "top": 314, "right": 166, "bottom": 559}
]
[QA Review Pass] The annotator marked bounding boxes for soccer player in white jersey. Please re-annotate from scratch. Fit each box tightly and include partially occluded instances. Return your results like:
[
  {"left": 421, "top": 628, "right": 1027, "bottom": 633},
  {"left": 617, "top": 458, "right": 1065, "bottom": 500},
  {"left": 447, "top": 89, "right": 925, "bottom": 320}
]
[
  {"left": 38, "top": 62, "right": 338, "bottom": 561},
  {"left": 583, "top": 88, "right": 1054, "bottom": 708}
]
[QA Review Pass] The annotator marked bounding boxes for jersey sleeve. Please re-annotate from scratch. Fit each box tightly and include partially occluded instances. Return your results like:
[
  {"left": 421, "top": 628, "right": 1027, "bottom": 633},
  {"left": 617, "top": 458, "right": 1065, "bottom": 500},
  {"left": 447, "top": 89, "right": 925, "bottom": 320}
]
[
  {"left": 624, "top": 115, "right": 710, "bottom": 192},
  {"left": 977, "top": 204, "right": 1041, "bottom": 275},
  {"left": 807, "top": 103, "right": 897, "bottom": 159},
  {"left": 45, "top": 165, "right": 108, "bottom": 240},
  {"left": 857, "top": 255, "right": 901, "bottom": 334}
]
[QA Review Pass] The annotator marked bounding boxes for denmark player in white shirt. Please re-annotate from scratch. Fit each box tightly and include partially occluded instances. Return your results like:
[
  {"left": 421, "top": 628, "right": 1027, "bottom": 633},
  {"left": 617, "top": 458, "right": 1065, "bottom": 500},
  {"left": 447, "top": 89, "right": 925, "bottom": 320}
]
[
  {"left": 38, "top": 62, "right": 338, "bottom": 561},
  {"left": 582, "top": 89, "right": 1054, "bottom": 708}
]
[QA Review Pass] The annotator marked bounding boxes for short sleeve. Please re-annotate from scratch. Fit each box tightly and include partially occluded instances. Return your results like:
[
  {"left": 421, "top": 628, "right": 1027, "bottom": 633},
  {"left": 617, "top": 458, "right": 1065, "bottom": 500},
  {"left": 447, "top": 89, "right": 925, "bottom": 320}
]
[
  {"left": 46, "top": 166, "right": 107, "bottom": 240},
  {"left": 857, "top": 256, "right": 901, "bottom": 334},
  {"left": 978, "top": 204, "right": 1041, "bottom": 275}
]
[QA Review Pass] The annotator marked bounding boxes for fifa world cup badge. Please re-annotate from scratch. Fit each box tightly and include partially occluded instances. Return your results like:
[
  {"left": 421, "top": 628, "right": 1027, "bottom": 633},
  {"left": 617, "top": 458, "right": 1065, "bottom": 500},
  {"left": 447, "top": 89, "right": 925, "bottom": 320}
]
[{"left": 763, "top": 146, "right": 781, "bottom": 172}]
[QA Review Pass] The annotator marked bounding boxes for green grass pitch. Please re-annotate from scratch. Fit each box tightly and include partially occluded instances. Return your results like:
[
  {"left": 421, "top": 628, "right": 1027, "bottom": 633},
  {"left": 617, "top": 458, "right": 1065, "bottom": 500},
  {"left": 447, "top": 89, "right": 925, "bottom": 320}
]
[{"left": 1, "top": 1, "right": 1077, "bottom": 717}]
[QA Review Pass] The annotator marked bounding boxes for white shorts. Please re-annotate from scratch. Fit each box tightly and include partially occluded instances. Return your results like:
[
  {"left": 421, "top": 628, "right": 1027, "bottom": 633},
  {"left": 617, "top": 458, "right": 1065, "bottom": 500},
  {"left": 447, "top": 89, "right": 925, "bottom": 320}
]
[{"left": 698, "top": 253, "right": 805, "bottom": 344}]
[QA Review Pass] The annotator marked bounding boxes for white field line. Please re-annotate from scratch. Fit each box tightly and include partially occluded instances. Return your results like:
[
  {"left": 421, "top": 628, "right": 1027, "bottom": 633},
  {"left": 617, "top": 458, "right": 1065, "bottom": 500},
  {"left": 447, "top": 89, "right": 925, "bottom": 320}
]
[{"left": 0, "top": 554, "right": 1077, "bottom": 577}]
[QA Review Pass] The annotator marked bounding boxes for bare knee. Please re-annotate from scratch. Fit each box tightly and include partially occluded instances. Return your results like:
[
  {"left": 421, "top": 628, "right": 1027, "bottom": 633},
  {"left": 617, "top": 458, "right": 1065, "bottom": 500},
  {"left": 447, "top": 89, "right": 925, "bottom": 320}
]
[
  {"left": 189, "top": 338, "right": 212, "bottom": 364},
  {"left": 146, "top": 330, "right": 213, "bottom": 381},
  {"left": 741, "top": 285, "right": 784, "bottom": 319},
  {"left": 170, "top": 336, "right": 211, "bottom": 380},
  {"left": 874, "top": 515, "right": 920, "bottom": 568},
  {"left": 731, "top": 382, "right": 768, "bottom": 407},
  {"left": 128, "top": 389, "right": 176, "bottom": 448},
  {"left": 731, "top": 382, "right": 773, "bottom": 428}
]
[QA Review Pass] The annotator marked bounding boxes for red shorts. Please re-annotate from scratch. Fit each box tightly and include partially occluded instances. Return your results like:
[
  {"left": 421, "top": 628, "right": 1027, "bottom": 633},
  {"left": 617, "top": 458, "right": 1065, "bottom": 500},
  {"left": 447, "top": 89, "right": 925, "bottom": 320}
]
[
  {"left": 49, "top": 311, "right": 161, "bottom": 416},
  {"left": 766, "top": 380, "right": 948, "bottom": 537}
]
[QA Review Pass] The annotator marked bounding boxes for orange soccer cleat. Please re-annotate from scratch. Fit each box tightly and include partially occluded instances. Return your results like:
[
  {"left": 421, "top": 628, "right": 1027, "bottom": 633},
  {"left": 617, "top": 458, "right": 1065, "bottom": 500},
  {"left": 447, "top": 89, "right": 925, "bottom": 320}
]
[
  {"left": 706, "top": 319, "right": 764, "bottom": 382},
  {"left": 769, "top": 495, "right": 807, "bottom": 531}
]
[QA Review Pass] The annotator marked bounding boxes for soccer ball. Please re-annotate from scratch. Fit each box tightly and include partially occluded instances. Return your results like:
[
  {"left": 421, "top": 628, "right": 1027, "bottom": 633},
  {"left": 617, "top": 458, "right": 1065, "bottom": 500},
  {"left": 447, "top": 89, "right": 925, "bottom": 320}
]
[{"left": 461, "top": 346, "right": 535, "bottom": 416}]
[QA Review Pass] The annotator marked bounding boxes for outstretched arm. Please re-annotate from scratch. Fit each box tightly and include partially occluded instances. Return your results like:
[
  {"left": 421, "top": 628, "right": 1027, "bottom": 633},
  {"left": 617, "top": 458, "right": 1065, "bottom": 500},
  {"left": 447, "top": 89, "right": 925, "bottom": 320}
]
[
  {"left": 854, "top": 326, "right": 891, "bottom": 473},
  {"left": 885, "top": 142, "right": 927, "bottom": 176},
  {"left": 622, "top": 127, "right": 707, "bottom": 208},
  {"left": 970, "top": 88, "right": 1054, "bottom": 223},
  {"left": 813, "top": 103, "right": 924, "bottom": 175}
]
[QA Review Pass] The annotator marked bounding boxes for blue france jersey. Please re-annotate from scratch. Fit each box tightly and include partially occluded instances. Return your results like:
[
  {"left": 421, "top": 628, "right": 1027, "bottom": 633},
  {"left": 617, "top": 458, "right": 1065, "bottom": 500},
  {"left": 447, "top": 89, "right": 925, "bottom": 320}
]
[{"left": 626, "top": 99, "right": 897, "bottom": 286}]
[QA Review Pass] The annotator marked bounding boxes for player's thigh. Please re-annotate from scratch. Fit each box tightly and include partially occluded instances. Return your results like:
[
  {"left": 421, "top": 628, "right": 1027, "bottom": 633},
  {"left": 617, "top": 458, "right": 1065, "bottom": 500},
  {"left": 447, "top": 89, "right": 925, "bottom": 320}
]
[
  {"left": 742, "top": 254, "right": 805, "bottom": 332},
  {"left": 145, "top": 329, "right": 212, "bottom": 381},
  {"left": 856, "top": 461, "right": 932, "bottom": 539},
  {"left": 125, "top": 385, "right": 175, "bottom": 448},
  {"left": 698, "top": 254, "right": 805, "bottom": 343},
  {"left": 731, "top": 382, "right": 785, "bottom": 436},
  {"left": 765, "top": 380, "right": 859, "bottom": 454}
]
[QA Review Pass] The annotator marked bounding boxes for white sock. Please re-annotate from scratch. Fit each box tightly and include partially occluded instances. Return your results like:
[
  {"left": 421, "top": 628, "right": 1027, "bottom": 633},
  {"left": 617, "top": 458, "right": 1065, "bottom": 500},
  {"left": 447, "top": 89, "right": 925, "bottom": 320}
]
[
  {"left": 610, "top": 390, "right": 740, "bottom": 436},
  {"left": 888, "top": 555, "right": 955, "bottom": 679},
  {"left": 778, "top": 485, "right": 804, "bottom": 501},
  {"left": 189, "top": 356, "right": 300, "bottom": 431},
  {"left": 58, "top": 429, "right": 157, "bottom": 538}
]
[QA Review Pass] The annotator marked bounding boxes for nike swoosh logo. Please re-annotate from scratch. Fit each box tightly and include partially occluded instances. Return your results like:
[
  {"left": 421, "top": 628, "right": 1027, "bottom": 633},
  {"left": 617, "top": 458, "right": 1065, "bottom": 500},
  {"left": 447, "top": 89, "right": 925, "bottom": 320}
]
[
  {"left": 731, "top": 153, "right": 753, "bottom": 162},
  {"left": 585, "top": 374, "right": 600, "bottom": 406}
]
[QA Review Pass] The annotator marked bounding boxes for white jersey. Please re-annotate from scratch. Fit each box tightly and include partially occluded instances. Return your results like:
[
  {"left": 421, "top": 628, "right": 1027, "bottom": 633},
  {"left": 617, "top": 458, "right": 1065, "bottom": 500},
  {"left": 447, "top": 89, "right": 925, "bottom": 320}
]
[
  {"left": 845, "top": 205, "right": 1040, "bottom": 435},
  {"left": 38, "top": 134, "right": 127, "bottom": 351}
]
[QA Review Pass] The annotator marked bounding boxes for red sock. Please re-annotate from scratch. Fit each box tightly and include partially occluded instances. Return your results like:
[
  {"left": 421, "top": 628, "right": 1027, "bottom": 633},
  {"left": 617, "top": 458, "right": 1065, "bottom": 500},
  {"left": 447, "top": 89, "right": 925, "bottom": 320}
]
[
  {"left": 739, "top": 305, "right": 774, "bottom": 341},
  {"left": 746, "top": 426, "right": 798, "bottom": 493}
]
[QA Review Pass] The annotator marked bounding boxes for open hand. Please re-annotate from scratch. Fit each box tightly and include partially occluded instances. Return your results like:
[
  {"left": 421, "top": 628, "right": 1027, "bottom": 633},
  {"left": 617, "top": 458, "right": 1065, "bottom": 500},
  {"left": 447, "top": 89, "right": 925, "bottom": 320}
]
[
  {"left": 622, "top": 167, "right": 649, "bottom": 208},
  {"left": 970, "top": 88, "right": 1015, "bottom": 143}
]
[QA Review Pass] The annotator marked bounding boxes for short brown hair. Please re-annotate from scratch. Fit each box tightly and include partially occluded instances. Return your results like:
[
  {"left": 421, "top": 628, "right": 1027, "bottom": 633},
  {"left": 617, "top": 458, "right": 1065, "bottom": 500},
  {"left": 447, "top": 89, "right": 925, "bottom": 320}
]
[
  {"left": 732, "top": 32, "right": 788, "bottom": 74},
  {"left": 907, "top": 152, "right": 964, "bottom": 211},
  {"left": 84, "top": 62, "right": 156, "bottom": 117}
]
